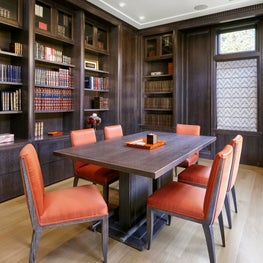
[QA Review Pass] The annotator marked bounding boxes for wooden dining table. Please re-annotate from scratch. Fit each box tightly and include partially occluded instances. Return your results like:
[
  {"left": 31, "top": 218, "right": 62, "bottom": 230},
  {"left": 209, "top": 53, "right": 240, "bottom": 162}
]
[{"left": 54, "top": 131, "right": 216, "bottom": 250}]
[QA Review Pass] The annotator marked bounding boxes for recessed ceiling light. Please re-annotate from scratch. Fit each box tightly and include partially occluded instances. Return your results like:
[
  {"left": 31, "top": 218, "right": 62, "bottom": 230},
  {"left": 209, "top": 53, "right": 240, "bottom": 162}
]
[
  {"left": 119, "top": 2, "right": 126, "bottom": 8},
  {"left": 139, "top": 16, "right": 145, "bottom": 20},
  {"left": 194, "top": 4, "right": 208, "bottom": 11}
]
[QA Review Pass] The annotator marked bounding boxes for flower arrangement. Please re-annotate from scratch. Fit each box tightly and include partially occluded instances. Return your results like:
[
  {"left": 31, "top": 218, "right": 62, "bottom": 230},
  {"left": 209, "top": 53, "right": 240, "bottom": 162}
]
[{"left": 87, "top": 113, "right": 101, "bottom": 129}]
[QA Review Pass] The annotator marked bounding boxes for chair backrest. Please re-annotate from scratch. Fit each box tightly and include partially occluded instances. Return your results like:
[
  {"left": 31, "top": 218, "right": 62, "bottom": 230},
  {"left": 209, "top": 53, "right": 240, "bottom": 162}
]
[
  {"left": 70, "top": 128, "right": 97, "bottom": 170},
  {"left": 176, "top": 124, "right": 201, "bottom": 136},
  {"left": 104, "top": 124, "right": 123, "bottom": 140},
  {"left": 203, "top": 144, "right": 233, "bottom": 223},
  {"left": 20, "top": 143, "right": 45, "bottom": 226},
  {"left": 228, "top": 135, "right": 243, "bottom": 191}
]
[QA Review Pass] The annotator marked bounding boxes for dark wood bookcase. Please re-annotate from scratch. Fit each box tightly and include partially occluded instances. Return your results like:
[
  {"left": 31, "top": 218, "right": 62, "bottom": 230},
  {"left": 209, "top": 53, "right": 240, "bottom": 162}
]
[
  {"left": 83, "top": 19, "right": 111, "bottom": 131},
  {"left": 0, "top": 0, "right": 118, "bottom": 202},
  {"left": 142, "top": 32, "right": 175, "bottom": 131}
]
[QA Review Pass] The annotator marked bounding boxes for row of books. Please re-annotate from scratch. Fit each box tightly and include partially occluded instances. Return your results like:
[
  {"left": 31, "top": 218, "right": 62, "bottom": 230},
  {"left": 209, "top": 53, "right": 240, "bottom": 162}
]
[
  {"left": 35, "top": 67, "right": 73, "bottom": 87},
  {"left": 0, "top": 6, "right": 10, "bottom": 19},
  {"left": 34, "top": 87, "right": 73, "bottom": 111},
  {"left": 34, "top": 121, "right": 44, "bottom": 138},
  {"left": 145, "top": 80, "right": 173, "bottom": 92},
  {"left": 0, "top": 64, "right": 22, "bottom": 83},
  {"left": 34, "top": 42, "right": 72, "bottom": 64},
  {"left": 144, "top": 113, "right": 173, "bottom": 127},
  {"left": 85, "top": 76, "right": 109, "bottom": 90},
  {"left": 144, "top": 97, "right": 173, "bottom": 109},
  {"left": 1, "top": 89, "right": 22, "bottom": 111},
  {"left": 9, "top": 42, "right": 23, "bottom": 55}
]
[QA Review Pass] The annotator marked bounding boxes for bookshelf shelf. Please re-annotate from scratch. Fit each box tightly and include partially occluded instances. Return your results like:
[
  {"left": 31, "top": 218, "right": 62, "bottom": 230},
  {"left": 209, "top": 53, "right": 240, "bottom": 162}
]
[
  {"left": 84, "top": 88, "right": 109, "bottom": 93},
  {"left": 144, "top": 108, "right": 173, "bottom": 111},
  {"left": 84, "top": 108, "right": 109, "bottom": 112},
  {"left": 85, "top": 67, "right": 109, "bottom": 75},
  {"left": 34, "top": 110, "right": 74, "bottom": 113},
  {"left": 0, "top": 110, "right": 22, "bottom": 114},
  {"left": 35, "top": 58, "right": 75, "bottom": 68},
  {"left": 0, "top": 50, "right": 23, "bottom": 57}
]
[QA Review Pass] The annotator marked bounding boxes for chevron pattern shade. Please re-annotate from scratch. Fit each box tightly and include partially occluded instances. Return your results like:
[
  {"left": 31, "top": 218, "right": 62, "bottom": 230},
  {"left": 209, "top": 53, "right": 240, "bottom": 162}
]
[{"left": 216, "top": 59, "right": 257, "bottom": 132}]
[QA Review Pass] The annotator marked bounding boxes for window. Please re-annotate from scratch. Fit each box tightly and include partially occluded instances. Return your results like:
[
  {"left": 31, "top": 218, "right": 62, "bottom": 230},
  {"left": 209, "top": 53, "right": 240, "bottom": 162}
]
[
  {"left": 216, "top": 59, "right": 257, "bottom": 132},
  {"left": 216, "top": 25, "right": 258, "bottom": 132},
  {"left": 218, "top": 28, "right": 256, "bottom": 54}
]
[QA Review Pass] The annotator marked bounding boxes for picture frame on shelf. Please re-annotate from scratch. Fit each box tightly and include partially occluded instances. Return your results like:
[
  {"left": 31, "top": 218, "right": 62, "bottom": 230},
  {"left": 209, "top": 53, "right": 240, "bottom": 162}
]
[{"left": 85, "top": 59, "right": 98, "bottom": 70}]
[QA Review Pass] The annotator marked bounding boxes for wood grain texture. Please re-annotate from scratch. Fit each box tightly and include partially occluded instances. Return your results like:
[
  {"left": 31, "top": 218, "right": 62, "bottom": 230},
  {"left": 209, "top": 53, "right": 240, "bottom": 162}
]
[{"left": 54, "top": 131, "right": 216, "bottom": 179}]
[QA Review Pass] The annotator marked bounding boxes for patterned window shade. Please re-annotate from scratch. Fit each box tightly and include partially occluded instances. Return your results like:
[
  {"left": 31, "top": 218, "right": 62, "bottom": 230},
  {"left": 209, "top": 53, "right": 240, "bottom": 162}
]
[{"left": 216, "top": 59, "right": 257, "bottom": 132}]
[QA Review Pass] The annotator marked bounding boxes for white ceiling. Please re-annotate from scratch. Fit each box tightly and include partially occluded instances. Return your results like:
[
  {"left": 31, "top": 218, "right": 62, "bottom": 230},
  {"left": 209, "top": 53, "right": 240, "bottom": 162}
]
[{"left": 87, "top": 0, "right": 263, "bottom": 29}]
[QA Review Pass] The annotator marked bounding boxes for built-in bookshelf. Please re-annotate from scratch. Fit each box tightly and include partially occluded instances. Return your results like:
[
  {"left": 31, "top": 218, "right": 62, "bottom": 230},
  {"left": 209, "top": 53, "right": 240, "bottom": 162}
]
[
  {"left": 34, "top": 0, "right": 75, "bottom": 137},
  {"left": 142, "top": 32, "right": 174, "bottom": 130},
  {"left": 0, "top": 0, "right": 119, "bottom": 202},
  {"left": 83, "top": 19, "right": 110, "bottom": 128},
  {"left": 0, "top": 0, "right": 23, "bottom": 136}
]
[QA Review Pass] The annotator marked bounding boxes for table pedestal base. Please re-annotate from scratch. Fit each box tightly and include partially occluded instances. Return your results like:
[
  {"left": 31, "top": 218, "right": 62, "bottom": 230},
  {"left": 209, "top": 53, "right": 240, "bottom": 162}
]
[{"left": 92, "top": 212, "right": 168, "bottom": 251}]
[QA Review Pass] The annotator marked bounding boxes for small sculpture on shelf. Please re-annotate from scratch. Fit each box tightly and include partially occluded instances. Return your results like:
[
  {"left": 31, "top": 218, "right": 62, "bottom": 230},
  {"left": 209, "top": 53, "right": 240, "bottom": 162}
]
[{"left": 87, "top": 113, "right": 101, "bottom": 129}]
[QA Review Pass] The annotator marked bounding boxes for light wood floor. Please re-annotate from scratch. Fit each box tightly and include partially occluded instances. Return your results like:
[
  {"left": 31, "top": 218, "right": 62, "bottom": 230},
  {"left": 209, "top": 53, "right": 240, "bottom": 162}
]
[{"left": 1, "top": 159, "right": 263, "bottom": 263}]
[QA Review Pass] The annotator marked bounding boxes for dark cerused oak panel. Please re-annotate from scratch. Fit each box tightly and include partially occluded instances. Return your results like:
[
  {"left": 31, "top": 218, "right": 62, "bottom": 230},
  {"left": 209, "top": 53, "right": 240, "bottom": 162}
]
[{"left": 54, "top": 131, "right": 216, "bottom": 179}]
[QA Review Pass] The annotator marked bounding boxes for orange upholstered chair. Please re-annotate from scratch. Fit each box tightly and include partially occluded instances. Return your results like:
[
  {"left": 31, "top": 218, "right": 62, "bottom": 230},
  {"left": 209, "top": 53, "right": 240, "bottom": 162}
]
[
  {"left": 70, "top": 128, "right": 119, "bottom": 204},
  {"left": 178, "top": 135, "right": 243, "bottom": 228},
  {"left": 104, "top": 124, "right": 123, "bottom": 140},
  {"left": 176, "top": 123, "right": 201, "bottom": 168},
  {"left": 19, "top": 143, "right": 108, "bottom": 263},
  {"left": 147, "top": 144, "right": 233, "bottom": 263}
]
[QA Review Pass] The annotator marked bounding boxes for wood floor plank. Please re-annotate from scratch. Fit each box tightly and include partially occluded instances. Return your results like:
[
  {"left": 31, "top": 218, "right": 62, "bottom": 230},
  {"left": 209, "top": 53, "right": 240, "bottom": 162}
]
[{"left": 0, "top": 159, "right": 262, "bottom": 263}]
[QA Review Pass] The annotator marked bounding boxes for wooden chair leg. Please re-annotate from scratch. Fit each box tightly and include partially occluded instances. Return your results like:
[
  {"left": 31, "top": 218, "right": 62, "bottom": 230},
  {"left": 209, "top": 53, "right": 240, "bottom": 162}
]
[
  {"left": 101, "top": 216, "right": 108, "bottom": 263},
  {"left": 73, "top": 175, "right": 79, "bottom": 187},
  {"left": 202, "top": 224, "right": 216, "bottom": 263},
  {"left": 29, "top": 228, "right": 42, "bottom": 263},
  {"left": 218, "top": 212, "right": 225, "bottom": 246},
  {"left": 224, "top": 192, "right": 232, "bottom": 229},
  {"left": 103, "top": 185, "right": 109, "bottom": 204},
  {"left": 167, "top": 215, "right": 171, "bottom": 225},
  {"left": 231, "top": 186, "right": 238, "bottom": 213},
  {"left": 147, "top": 206, "right": 154, "bottom": 250}
]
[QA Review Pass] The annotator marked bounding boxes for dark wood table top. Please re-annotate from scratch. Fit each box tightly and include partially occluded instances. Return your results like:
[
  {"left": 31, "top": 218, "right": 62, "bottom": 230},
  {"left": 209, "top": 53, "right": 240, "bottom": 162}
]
[{"left": 54, "top": 131, "right": 216, "bottom": 179}]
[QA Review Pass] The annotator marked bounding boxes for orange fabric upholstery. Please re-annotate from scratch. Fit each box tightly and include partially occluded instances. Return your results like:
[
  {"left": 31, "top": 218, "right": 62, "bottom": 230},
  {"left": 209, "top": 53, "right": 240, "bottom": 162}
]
[
  {"left": 176, "top": 124, "right": 201, "bottom": 168},
  {"left": 228, "top": 135, "right": 243, "bottom": 191},
  {"left": 147, "top": 181, "right": 206, "bottom": 220},
  {"left": 147, "top": 144, "right": 233, "bottom": 263},
  {"left": 70, "top": 128, "right": 119, "bottom": 204},
  {"left": 19, "top": 143, "right": 108, "bottom": 262},
  {"left": 70, "top": 128, "right": 97, "bottom": 171},
  {"left": 176, "top": 123, "right": 200, "bottom": 136},
  {"left": 104, "top": 125, "right": 123, "bottom": 140},
  {"left": 76, "top": 164, "right": 119, "bottom": 185},
  {"left": 178, "top": 135, "right": 243, "bottom": 228},
  {"left": 20, "top": 143, "right": 45, "bottom": 218},
  {"left": 178, "top": 164, "right": 210, "bottom": 187}
]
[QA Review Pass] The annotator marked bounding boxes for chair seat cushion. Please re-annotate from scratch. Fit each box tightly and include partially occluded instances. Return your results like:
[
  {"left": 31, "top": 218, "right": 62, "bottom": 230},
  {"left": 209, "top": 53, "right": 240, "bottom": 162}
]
[
  {"left": 76, "top": 164, "right": 119, "bottom": 185},
  {"left": 178, "top": 164, "right": 210, "bottom": 187},
  {"left": 178, "top": 152, "right": 199, "bottom": 168},
  {"left": 40, "top": 184, "right": 108, "bottom": 226},
  {"left": 147, "top": 181, "right": 206, "bottom": 220}
]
